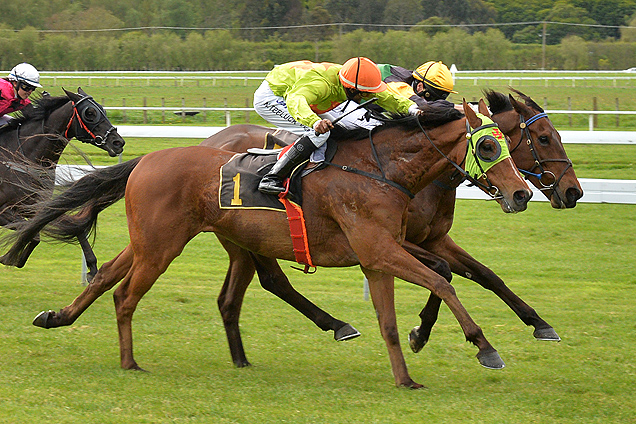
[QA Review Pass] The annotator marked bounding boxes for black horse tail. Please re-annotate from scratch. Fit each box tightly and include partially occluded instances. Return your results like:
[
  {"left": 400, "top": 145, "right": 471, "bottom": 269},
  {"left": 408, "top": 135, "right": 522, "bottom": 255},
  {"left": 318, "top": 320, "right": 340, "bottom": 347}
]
[{"left": 1, "top": 156, "right": 143, "bottom": 265}]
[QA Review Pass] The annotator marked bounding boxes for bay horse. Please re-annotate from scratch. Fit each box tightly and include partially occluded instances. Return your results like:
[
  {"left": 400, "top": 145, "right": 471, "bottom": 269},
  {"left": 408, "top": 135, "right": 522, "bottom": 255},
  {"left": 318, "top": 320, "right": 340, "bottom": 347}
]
[
  {"left": 0, "top": 88, "right": 125, "bottom": 280},
  {"left": 195, "top": 89, "right": 582, "bottom": 368},
  {"left": 3, "top": 101, "right": 532, "bottom": 388}
]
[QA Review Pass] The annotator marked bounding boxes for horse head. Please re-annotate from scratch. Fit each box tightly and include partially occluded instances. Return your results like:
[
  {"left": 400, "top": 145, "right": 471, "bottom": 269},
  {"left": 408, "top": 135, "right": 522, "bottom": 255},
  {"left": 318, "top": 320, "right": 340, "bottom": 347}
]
[
  {"left": 484, "top": 89, "right": 583, "bottom": 209},
  {"left": 63, "top": 88, "right": 125, "bottom": 157},
  {"left": 463, "top": 99, "right": 532, "bottom": 213}
]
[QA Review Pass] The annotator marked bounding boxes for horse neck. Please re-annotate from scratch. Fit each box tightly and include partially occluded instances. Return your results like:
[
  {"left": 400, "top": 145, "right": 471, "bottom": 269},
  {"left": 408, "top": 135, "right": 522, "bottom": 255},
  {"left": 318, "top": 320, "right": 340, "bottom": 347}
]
[
  {"left": 12, "top": 102, "right": 73, "bottom": 166},
  {"left": 376, "top": 119, "right": 468, "bottom": 196}
]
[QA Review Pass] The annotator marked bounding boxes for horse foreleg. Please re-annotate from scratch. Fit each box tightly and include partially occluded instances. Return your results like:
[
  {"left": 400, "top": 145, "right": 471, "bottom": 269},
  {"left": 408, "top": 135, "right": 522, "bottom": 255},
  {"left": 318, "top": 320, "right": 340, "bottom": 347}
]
[
  {"left": 78, "top": 234, "right": 99, "bottom": 282},
  {"left": 403, "top": 241, "right": 452, "bottom": 282},
  {"left": 250, "top": 253, "right": 360, "bottom": 341},
  {"left": 401, "top": 242, "right": 446, "bottom": 353},
  {"left": 355, "top": 235, "right": 504, "bottom": 371},
  {"left": 33, "top": 245, "right": 133, "bottom": 329},
  {"left": 426, "top": 234, "right": 560, "bottom": 341},
  {"left": 362, "top": 268, "right": 422, "bottom": 389}
]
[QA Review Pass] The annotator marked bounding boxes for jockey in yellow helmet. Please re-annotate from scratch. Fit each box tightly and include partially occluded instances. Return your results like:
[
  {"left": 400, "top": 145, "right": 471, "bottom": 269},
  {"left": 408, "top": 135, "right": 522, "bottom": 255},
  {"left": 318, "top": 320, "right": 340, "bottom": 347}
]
[{"left": 378, "top": 61, "right": 457, "bottom": 107}]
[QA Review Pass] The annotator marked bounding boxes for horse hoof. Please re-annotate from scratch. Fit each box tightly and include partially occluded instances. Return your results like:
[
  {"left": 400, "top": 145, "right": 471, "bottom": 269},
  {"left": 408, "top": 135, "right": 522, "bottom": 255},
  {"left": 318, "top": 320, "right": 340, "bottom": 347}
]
[
  {"left": 533, "top": 327, "right": 561, "bottom": 341},
  {"left": 33, "top": 310, "right": 54, "bottom": 328},
  {"left": 408, "top": 326, "right": 428, "bottom": 353},
  {"left": 334, "top": 324, "right": 361, "bottom": 341},
  {"left": 476, "top": 350, "right": 505, "bottom": 370},
  {"left": 398, "top": 378, "right": 426, "bottom": 389}
]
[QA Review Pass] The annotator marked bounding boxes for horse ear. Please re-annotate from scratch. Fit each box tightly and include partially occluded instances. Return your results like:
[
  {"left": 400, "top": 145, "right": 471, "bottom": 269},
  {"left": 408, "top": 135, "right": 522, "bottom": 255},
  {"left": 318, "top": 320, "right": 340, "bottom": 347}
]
[
  {"left": 463, "top": 98, "right": 482, "bottom": 129},
  {"left": 63, "top": 88, "right": 81, "bottom": 102},
  {"left": 78, "top": 87, "right": 88, "bottom": 96},
  {"left": 478, "top": 98, "right": 490, "bottom": 117},
  {"left": 508, "top": 94, "right": 527, "bottom": 115}
]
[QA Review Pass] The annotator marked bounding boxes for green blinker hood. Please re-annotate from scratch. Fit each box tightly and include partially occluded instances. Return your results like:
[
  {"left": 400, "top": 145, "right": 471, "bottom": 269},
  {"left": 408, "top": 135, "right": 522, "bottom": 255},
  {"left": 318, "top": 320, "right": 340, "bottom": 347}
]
[{"left": 464, "top": 113, "right": 511, "bottom": 179}]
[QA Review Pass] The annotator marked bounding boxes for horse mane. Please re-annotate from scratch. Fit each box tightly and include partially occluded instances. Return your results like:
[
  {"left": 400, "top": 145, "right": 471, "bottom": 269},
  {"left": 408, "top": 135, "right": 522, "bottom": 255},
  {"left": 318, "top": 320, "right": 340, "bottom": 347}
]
[
  {"left": 0, "top": 95, "right": 71, "bottom": 134},
  {"left": 330, "top": 102, "right": 463, "bottom": 142},
  {"left": 483, "top": 89, "right": 513, "bottom": 115},
  {"left": 509, "top": 87, "right": 544, "bottom": 113}
]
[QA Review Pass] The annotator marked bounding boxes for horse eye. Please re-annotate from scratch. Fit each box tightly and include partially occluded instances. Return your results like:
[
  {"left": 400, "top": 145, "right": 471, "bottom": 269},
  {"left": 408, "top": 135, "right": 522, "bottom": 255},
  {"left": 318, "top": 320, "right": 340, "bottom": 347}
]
[
  {"left": 478, "top": 139, "right": 498, "bottom": 160},
  {"left": 83, "top": 107, "right": 99, "bottom": 123},
  {"left": 538, "top": 135, "right": 549, "bottom": 145}
]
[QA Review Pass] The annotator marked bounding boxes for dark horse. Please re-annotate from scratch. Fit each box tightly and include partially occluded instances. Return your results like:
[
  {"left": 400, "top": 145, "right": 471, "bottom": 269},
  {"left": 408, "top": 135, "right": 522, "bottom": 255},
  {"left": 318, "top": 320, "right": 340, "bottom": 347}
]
[
  {"left": 2, "top": 101, "right": 532, "bottom": 388},
  {"left": 0, "top": 88, "right": 125, "bottom": 280},
  {"left": 194, "top": 89, "right": 583, "bottom": 368}
]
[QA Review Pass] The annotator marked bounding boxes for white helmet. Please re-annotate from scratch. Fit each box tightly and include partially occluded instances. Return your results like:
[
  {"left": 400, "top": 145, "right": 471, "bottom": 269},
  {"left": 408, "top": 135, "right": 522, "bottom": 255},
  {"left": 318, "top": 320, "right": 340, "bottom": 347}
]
[{"left": 8, "top": 63, "right": 42, "bottom": 88}]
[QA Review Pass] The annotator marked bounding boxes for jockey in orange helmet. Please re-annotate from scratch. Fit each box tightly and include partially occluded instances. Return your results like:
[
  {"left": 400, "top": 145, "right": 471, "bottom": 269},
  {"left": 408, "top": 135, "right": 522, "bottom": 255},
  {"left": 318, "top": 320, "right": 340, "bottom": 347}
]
[{"left": 254, "top": 57, "right": 419, "bottom": 195}]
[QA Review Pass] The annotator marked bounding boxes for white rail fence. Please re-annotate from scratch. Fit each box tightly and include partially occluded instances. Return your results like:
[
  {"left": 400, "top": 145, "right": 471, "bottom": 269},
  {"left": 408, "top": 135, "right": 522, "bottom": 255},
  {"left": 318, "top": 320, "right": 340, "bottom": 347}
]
[
  {"left": 114, "top": 125, "right": 636, "bottom": 145},
  {"left": 102, "top": 107, "right": 636, "bottom": 132}
]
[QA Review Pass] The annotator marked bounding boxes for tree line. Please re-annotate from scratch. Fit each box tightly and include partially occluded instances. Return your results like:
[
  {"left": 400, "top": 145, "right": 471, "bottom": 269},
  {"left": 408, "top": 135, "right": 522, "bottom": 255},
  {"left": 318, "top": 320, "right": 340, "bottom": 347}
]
[
  {"left": 3, "top": 0, "right": 636, "bottom": 43},
  {"left": 2, "top": 0, "right": 636, "bottom": 71},
  {"left": 1, "top": 25, "right": 636, "bottom": 72}
]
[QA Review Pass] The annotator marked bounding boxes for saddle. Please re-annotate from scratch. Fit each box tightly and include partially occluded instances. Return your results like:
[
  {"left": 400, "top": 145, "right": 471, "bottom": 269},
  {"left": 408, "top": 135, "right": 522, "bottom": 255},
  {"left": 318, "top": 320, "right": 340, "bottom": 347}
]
[{"left": 219, "top": 132, "right": 337, "bottom": 210}]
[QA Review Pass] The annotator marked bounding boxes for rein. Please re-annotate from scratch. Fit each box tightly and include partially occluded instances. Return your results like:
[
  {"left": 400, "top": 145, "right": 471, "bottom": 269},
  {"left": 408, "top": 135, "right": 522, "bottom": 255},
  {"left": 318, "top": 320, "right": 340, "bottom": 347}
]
[
  {"left": 323, "top": 113, "right": 416, "bottom": 199},
  {"left": 509, "top": 111, "right": 573, "bottom": 198},
  {"left": 322, "top": 107, "right": 509, "bottom": 200}
]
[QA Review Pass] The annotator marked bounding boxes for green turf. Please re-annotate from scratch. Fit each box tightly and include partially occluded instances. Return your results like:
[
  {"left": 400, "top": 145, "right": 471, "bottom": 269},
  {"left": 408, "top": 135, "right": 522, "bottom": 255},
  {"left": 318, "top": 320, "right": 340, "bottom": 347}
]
[{"left": 0, "top": 200, "right": 634, "bottom": 423}]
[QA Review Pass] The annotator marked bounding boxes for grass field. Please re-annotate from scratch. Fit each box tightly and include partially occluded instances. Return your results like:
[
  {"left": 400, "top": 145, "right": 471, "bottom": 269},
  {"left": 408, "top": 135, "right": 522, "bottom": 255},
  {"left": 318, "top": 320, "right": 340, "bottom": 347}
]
[
  {"left": 0, "top": 71, "right": 635, "bottom": 423},
  {"left": 0, "top": 199, "right": 634, "bottom": 423}
]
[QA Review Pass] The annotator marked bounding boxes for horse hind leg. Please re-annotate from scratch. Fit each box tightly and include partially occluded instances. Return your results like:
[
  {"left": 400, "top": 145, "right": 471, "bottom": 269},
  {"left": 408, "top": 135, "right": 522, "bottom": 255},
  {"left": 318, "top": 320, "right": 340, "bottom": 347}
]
[
  {"left": 215, "top": 237, "right": 257, "bottom": 368},
  {"left": 33, "top": 245, "right": 133, "bottom": 329},
  {"left": 78, "top": 234, "right": 99, "bottom": 282},
  {"left": 16, "top": 236, "right": 40, "bottom": 268},
  {"left": 113, "top": 255, "right": 177, "bottom": 371},
  {"left": 249, "top": 252, "right": 360, "bottom": 341}
]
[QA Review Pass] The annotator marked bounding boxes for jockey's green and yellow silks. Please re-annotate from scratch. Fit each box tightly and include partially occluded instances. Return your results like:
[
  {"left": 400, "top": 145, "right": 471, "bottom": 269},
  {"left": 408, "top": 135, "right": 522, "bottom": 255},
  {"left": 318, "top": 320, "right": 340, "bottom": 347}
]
[
  {"left": 265, "top": 61, "right": 414, "bottom": 128},
  {"left": 464, "top": 114, "right": 511, "bottom": 179}
]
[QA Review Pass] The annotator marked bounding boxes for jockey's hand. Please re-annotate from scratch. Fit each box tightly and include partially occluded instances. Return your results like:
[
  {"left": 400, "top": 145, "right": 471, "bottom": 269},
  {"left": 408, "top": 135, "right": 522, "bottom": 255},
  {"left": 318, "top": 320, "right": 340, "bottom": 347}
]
[
  {"left": 408, "top": 104, "right": 422, "bottom": 116},
  {"left": 313, "top": 119, "right": 334, "bottom": 134}
]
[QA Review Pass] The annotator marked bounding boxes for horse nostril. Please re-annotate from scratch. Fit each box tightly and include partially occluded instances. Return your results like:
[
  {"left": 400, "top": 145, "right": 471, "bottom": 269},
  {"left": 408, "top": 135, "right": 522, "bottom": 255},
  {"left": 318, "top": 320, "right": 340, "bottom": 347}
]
[
  {"left": 514, "top": 189, "right": 532, "bottom": 205},
  {"left": 568, "top": 187, "right": 583, "bottom": 201}
]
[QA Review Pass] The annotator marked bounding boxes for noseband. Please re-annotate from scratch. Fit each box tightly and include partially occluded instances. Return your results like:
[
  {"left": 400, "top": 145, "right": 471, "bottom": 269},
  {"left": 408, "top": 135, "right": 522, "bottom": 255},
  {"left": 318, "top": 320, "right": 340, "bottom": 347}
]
[
  {"left": 509, "top": 112, "right": 573, "bottom": 201},
  {"left": 64, "top": 95, "right": 117, "bottom": 146}
]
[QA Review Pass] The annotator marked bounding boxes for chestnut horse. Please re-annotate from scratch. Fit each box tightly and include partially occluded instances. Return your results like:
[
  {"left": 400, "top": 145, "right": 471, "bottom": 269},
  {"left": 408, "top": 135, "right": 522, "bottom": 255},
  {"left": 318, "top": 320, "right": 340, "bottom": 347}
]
[
  {"left": 0, "top": 88, "right": 125, "bottom": 280},
  {"left": 3, "top": 101, "right": 531, "bottom": 388},
  {"left": 196, "top": 89, "right": 583, "bottom": 367}
]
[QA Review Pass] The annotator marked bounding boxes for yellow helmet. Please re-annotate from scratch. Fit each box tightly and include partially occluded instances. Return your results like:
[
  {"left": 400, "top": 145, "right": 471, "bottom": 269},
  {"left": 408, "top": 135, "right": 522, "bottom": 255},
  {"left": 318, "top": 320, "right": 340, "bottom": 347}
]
[{"left": 412, "top": 61, "right": 457, "bottom": 100}]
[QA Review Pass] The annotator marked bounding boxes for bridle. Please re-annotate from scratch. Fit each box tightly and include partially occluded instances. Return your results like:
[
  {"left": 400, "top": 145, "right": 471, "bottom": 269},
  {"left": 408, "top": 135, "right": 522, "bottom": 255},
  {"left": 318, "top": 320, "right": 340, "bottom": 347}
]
[
  {"left": 414, "top": 116, "right": 506, "bottom": 200},
  {"left": 508, "top": 111, "right": 573, "bottom": 200},
  {"left": 64, "top": 94, "right": 117, "bottom": 146}
]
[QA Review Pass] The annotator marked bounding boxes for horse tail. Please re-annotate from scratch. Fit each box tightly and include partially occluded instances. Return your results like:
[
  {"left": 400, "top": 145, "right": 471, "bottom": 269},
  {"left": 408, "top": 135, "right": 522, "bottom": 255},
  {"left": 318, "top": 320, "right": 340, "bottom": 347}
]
[{"left": 1, "top": 156, "right": 143, "bottom": 265}]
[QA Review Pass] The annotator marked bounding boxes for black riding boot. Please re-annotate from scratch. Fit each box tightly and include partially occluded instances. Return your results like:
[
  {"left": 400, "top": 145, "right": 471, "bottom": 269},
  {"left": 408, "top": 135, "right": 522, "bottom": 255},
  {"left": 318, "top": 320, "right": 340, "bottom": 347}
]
[{"left": 258, "top": 135, "right": 317, "bottom": 195}]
